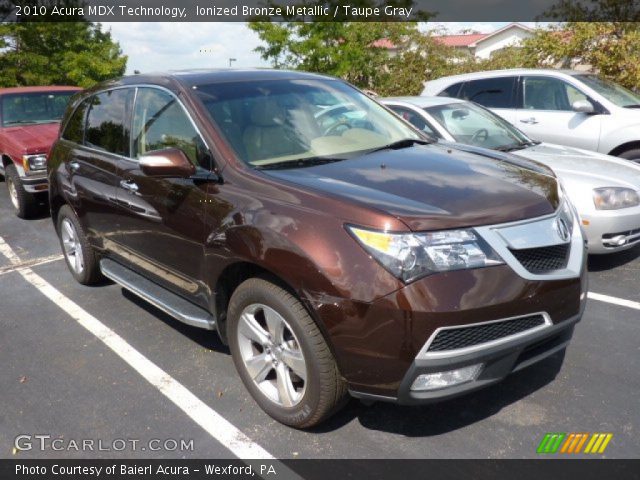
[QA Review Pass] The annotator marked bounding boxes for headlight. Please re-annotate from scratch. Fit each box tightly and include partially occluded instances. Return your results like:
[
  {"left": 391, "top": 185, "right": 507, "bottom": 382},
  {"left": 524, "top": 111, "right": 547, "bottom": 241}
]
[
  {"left": 593, "top": 187, "right": 640, "bottom": 210},
  {"left": 347, "top": 226, "right": 504, "bottom": 283},
  {"left": 22, "top": 154, "right": 47, "bottom": 172}
]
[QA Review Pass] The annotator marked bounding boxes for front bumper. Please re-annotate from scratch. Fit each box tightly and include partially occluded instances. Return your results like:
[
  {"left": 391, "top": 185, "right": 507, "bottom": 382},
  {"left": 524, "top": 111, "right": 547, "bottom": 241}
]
[
  {"left": 20, "top": 173, "right": 48, "bottom": 193},
  {"left": 581, "top": 206, "right": 640, "bottom": 254}
]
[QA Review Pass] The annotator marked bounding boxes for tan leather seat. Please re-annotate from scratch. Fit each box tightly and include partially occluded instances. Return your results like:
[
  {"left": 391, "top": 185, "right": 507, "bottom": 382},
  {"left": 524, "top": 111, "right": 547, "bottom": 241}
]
[{"left": 243, "top": 99, "right": 303, "bottom": 161}]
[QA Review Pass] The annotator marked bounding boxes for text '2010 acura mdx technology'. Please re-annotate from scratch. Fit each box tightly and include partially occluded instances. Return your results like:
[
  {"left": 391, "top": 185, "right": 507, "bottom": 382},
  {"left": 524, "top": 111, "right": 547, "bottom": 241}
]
[{"left": 48, "top": 70, "right": 587, "bottom": 428}]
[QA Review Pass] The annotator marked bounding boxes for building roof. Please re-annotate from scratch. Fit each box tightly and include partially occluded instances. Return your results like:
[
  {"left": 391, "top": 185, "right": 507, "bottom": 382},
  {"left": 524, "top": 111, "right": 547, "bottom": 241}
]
[{"left": 433, "top": 33, "right": 488, "bottom": 48}]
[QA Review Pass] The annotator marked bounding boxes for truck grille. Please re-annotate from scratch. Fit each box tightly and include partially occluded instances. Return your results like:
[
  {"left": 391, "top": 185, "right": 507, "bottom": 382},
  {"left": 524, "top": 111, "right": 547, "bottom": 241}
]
[
  {"left": 427, "top": 314, "right": 547, "bottom": 352},
  {"left": 509, "top": 244, "right": 570, "bottom": 274}
]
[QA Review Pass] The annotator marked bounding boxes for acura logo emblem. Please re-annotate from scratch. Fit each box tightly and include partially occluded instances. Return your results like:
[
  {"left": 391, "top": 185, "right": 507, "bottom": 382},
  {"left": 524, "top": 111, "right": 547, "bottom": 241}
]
[{"left": 555, "top": 218, "right": 570, "bottom": 242}]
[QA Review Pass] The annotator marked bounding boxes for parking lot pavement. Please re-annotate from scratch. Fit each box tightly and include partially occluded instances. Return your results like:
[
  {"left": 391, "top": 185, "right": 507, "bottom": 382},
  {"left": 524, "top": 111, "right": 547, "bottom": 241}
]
[{"left": 0, "top": 181, "right": 639, "bottom": 460}]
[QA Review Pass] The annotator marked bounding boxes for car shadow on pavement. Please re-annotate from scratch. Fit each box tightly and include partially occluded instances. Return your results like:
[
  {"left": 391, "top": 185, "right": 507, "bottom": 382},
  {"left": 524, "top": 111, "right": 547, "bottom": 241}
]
[
  {"left": 313, "top": 350, "right": 566, "bottom": 436},
  {"left": 121, "top": 288, "right": 229, "bottom": 353},
  {"left": 588, "top": 245, "right": 640, "bottom": 271}
]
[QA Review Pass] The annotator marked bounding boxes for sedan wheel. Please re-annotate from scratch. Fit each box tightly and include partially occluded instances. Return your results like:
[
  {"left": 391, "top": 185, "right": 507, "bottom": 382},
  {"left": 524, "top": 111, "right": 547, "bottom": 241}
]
[{"left": 236, "top": 303, "right": 307, "bottom": 407}]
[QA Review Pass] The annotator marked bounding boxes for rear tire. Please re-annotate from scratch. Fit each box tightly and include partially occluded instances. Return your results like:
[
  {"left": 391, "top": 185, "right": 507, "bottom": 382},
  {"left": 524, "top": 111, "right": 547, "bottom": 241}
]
[
  {"left": 5, "top": 164, "right": 38, "bottom": 218},
  {"left": 619, "top": 148, "right": 640, "bottom": 163},
  {"left": 56, "top": 204, "right": 103, "bottom": 285},
  {"left": 228, "top": 278, "right": 347, "bottom": 428}
]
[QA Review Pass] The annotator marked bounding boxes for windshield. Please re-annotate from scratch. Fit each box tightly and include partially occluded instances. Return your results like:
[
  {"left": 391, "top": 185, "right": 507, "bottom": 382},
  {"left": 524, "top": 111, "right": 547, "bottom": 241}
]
[
  {"left": 575, "top": 74, "right": 640, "bottom": 108},
  {"left": 1, "top": 91, "right": 76, "bottom": 127},
  {"left": 425, "top": 102, "right": 533, "bottom": 150},
  {"left": 195, "top": 79, "right": 421, "bottom": 168}
]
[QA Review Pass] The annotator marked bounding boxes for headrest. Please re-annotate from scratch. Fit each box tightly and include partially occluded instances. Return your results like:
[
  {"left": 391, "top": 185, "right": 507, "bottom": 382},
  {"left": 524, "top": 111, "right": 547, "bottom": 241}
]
[{"left": 250, "top": 98, "right": 285, "bottom": 127}]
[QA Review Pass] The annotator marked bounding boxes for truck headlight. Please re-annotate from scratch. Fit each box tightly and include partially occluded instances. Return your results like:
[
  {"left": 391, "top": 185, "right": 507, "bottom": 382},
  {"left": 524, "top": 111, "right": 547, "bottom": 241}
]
[
  {"left": 347, "top": 226, "right": 504, "bottom": 283},
  {"left": 593, "top": 187, "right": 640, "bottom": 210},
  {"left": 22, "top": 154, "right": 47, "bottom": 172}
]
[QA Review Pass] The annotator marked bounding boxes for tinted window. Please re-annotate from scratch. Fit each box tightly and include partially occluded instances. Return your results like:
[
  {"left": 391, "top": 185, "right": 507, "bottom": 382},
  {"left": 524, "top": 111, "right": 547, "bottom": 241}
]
[
  {"left": 62, "top": 99, "right": 90, "bottom": 144},
  {"left": 85, "top": 89, "right": 131, "bottom": 156},
  {"left": 522, "top": 76, "right": 589, "bottom": 111},
  {"left": 459, "top": 77, "right": 516, "bottom": 108},
  {"left": 439, "top": 82, "right": 464, "bottom": 98},
  {"left": 388, "top": 106, "right": 439, "bottom": 137},
  {"left": 132, "top": 88, "right": 206, "bottom": 167}
]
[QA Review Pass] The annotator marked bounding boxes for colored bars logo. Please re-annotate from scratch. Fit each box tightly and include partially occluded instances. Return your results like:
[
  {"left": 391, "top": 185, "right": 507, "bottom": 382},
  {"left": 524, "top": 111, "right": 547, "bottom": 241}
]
[{"left": 537, "top": 433, "right": 613, "bottom": 454}]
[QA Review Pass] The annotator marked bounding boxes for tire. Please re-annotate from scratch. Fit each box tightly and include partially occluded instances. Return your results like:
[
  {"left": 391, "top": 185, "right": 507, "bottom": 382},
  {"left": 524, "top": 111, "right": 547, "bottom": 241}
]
[
  {"left": 5, "top": 164, "right": 38, "bottom": 218},
  {"left": 56, "top": 204, "right": 103, "bottom": 285},
  {"left": 619, "top": 148, "right": 640, "bottom": 163},
  {"left": 228, "top": 278, "right": 347, "bottom": 428}
]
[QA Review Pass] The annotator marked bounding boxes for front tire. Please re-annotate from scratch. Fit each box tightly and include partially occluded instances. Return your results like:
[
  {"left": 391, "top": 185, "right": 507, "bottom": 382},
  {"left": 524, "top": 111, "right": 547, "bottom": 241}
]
[
  {"left": 228, "top": 278, "right": 347, "bottom": 428},
  {"left": 619, "top": 148, "right": 640, "bottom": 163},
  {"left": 5, "top": 164, "right": 38, "bottom": 218},
  {"left": 56, "top": 205, "right": 103, "bottom": 285}
]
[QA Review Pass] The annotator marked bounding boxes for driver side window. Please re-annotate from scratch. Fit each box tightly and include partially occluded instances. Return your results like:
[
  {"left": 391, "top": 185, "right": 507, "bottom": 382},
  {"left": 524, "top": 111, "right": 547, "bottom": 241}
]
[
  {"left": 522, "top": 76, "right": 589, "bottom": 111},
  {"left": 131, "top": 88, "right": 207, "bottom": 167}
]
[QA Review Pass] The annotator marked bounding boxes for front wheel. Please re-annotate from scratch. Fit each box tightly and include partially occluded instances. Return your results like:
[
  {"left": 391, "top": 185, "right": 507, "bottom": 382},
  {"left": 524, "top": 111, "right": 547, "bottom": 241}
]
[
  {"left": 228, "top": 278, "right": 347, "bottom": 428},
  {"left": 619, "top": 148, "right": 640, "bottom": 163},
  {"left": 5, "top": 164, "right": 38, "bottom": 218}
]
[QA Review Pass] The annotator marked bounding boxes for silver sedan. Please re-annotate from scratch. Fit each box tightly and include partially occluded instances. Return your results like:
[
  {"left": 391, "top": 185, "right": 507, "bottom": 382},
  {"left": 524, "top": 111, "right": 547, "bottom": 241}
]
[{"left": 382, "top": 96, "right": 640, "bottom": 254}]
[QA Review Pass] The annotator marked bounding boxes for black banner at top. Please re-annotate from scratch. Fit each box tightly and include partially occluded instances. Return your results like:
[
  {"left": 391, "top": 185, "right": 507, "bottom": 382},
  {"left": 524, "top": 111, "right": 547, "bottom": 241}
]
[{"left": 2, "top": 0, "right": 640, "bottom": 22}]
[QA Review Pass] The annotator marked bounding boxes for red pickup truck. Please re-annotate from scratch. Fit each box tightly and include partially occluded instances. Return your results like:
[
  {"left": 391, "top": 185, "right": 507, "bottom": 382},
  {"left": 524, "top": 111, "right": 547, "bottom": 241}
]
[{"left": 0, "top": 86, "right": 80, "bottom": 217}]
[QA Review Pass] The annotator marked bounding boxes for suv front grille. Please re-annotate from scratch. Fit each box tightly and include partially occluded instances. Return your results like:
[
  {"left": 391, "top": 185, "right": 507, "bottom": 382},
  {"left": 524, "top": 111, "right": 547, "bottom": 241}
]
[
  {"left": 509, "top": 244, "right": 570, "bottom": 274},
  {"left": 427, "top": 314, "right": 547, "bottom": 352}
]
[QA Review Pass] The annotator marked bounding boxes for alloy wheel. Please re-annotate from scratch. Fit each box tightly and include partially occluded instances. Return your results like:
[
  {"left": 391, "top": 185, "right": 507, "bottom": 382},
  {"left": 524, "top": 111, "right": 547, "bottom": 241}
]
[
  {"left": 236, "top": 303, "right": 307, "bottom": 407},
  {"left": 7, "top": 177, "right": 19, "bottom": 210},
  {"left": 61, "top": 218, "right": 84, "bottom": 274}
]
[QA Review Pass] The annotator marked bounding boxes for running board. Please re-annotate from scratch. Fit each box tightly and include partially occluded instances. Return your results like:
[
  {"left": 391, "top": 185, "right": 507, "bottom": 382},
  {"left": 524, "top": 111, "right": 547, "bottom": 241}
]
[{"left": 100, "top": 258, "right": 216, "bottom": 330}]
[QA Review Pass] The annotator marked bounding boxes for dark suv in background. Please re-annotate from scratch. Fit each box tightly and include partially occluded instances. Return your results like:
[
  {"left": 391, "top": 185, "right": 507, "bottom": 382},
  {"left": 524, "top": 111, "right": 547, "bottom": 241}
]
[{"left": 48, "top": 70, "right": 587, "bottom": 428}]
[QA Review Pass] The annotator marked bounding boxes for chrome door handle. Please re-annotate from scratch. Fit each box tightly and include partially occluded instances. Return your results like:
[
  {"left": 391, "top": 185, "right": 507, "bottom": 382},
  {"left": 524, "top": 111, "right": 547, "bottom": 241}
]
[
  {"left": 119, "top": 179, "right": 139, "bottom": 193},
  {"left": 520, "top": 117, "right": 539, "bottom": 125},
  {"left": 68, "top": 161, "right": 80, "bottom": 172}
]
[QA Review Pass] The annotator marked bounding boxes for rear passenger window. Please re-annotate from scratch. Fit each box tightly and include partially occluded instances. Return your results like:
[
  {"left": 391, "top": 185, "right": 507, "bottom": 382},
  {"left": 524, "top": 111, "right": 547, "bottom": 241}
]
[
  {"left": 459, "top": 77, "right": 516, "bottom": 109},
  {"left": 132, "top": 88, "right": 206, "bottom": 167},
  {"left": 438, "top": 82, "right": 464, "bottom": 98},
  {"left": 85, "top": 89, "right": 131, "bottom": 156},
  {"left": 62, "top": 99, "right": 90, "bottom": 144}
]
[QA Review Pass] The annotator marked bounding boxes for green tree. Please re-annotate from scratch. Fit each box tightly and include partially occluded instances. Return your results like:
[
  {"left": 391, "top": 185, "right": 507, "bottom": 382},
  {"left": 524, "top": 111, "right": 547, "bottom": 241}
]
[{"left": 0, "top": 20, "right": 127, "bottom": 87}]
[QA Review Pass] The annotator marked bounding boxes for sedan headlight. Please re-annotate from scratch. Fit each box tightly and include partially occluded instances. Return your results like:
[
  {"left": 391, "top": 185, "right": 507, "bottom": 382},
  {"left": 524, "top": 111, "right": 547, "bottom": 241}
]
[
  {"left": 593, "top": 187, "right": 640, "bottom": 210},
  {"left": 347, "top": 226, "right": 504, "bottom": 283},
  {"left": 22, "top": 154, "right": 47, "bottom": 173}
]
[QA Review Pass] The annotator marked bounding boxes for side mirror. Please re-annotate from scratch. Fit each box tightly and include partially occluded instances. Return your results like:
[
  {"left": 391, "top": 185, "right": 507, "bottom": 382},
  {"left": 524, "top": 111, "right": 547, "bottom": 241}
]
[
  {"left": 139, "top": 148, "right": 196, "bottom": 178},
  {"left": 572, "top": 99, "right": 595, "bottom": 114}
]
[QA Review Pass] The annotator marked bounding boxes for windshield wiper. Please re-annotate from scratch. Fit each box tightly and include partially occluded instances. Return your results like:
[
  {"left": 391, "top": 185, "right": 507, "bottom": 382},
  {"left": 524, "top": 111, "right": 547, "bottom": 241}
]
[
  {"left": 623, "top": 104, "right": 640, "bottom": 109},
  {"left": 254, "top": 157, "right": 345, "bottom": 171},
  {"left": 495, "top": 142, "right": 529, "bottom": 152},
  {"left": 368, "top": 138, "right": 430, "bottom": 153}
]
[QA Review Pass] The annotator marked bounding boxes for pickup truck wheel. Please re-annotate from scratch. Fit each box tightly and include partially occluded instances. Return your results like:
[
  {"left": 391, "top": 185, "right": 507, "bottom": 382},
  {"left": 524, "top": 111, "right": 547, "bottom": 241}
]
[
  {"left": 56, "top": 205, "right": 103, "bottom": 285},
  {"left": 228, "top": 278, "right": 347, "bottom": 428},
  {"left": 5, "top": 164, "right": 37, "bottom": 218},
  {"left": 619, "top": 148, "right": 640, "bottom": 163}
]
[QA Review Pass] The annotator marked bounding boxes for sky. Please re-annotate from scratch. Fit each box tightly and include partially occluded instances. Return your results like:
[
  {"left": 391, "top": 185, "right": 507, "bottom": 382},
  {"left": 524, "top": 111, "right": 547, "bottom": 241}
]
[{"left": 103, "top": 22, "right": 542, "bottom": 75}]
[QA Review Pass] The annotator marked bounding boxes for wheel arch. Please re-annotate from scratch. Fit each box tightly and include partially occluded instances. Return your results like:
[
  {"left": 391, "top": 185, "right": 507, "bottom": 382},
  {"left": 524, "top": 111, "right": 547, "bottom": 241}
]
[{"left": 608, "top": 140, "right": 640, "bottom": 157}]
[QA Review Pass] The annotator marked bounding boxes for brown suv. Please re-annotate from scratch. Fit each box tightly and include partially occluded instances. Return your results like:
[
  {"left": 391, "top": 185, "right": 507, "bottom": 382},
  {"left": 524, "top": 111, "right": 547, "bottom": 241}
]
[{"left": 48, "top": 70, "right": 587, "bottom": 428}]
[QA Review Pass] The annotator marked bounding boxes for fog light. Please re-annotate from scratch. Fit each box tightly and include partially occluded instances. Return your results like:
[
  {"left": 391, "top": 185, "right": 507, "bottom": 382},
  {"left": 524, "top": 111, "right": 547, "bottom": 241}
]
[{"left": 410, "top": 364, "right": 483, "bottom": 391}]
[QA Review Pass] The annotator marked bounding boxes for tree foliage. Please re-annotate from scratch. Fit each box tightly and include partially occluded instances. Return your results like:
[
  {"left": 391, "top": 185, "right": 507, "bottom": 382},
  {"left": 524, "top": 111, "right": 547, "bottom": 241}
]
[{"left": 0, "top": 20, "right": 127, "bottom": 88}]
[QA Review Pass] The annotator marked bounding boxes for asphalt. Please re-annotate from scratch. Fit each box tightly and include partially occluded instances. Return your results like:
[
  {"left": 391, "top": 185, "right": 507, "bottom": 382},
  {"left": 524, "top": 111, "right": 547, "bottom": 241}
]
[{"left": 0, "top": 179, "right": 638, "bottom": 460}]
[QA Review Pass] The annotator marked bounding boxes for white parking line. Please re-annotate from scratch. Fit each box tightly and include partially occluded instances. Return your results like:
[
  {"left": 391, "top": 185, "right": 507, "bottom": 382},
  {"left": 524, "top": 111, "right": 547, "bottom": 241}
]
[
  {"left": 588, "top": 292, "right": 640, "bottom": 311},
  {"left": 0, "top": 254, "right": 63, "bottom": 276},
  {"left": 0, "top": 236, "right": 279, "bottom": 462}
]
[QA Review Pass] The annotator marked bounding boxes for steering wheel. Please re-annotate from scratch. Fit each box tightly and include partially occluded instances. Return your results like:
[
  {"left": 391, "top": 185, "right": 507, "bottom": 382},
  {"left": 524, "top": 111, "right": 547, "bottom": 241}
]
[
  {"left": 324, "top": 119, "right": 353, "bottom": 136},
  {"left": 470, "top": 128, "right": 489, "bottom": 143}
]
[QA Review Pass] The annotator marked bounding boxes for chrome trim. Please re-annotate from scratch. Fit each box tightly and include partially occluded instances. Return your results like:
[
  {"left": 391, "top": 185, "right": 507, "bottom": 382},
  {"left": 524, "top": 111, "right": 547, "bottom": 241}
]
[
  {"left": 416, "top": 312, "right": 552, "bottom": 360},
  {"left": 475, "top": 203, "right": 584, "bottom": 281}
]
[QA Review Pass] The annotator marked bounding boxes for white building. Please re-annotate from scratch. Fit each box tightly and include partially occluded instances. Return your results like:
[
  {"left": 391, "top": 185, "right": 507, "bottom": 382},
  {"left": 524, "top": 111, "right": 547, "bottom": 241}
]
[{"left": 433, "top": 23, "right": 533, "bottom": 59}]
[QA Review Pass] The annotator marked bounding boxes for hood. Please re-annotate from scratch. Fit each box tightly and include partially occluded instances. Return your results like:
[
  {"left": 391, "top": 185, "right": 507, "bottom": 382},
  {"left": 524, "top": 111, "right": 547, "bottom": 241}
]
[
  {"left": 1, "top": 122, "right": 61, "bottom": 155},
  {"left": 515, "top": 142, "right": 640, "bottom": 189},
  {"left": 265, "top": 143, "right": 559, "bottom": 231}
]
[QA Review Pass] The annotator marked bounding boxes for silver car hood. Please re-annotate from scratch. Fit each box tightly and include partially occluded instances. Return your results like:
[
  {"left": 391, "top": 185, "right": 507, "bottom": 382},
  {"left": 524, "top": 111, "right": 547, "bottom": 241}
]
[{"left": 515, "top": 142, "right": 640, "bottom": 188}]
